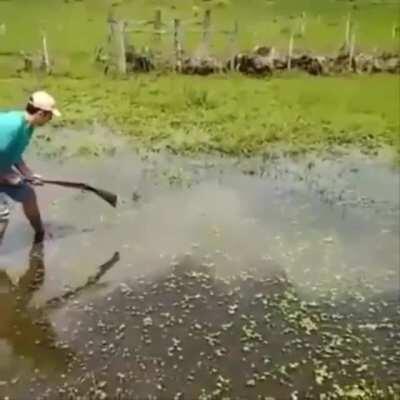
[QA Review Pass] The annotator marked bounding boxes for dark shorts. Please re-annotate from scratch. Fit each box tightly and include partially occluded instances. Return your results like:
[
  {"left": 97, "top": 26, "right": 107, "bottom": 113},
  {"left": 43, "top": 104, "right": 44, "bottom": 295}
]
[{"left": 0, "top": 181, "right": 35, "bottom": 203}]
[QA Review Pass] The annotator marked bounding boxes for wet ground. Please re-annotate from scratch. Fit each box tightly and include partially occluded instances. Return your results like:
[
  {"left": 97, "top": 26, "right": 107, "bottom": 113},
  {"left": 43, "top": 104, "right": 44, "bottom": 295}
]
[{"left": 0, "top": 145, "right": 399, "bottom": 399}]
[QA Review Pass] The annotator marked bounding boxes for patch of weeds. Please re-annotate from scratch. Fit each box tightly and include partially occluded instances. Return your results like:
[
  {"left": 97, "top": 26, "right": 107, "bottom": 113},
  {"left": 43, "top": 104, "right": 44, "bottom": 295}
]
[{"left": 184, "top": 86, "right": 218, "bottom": 110}]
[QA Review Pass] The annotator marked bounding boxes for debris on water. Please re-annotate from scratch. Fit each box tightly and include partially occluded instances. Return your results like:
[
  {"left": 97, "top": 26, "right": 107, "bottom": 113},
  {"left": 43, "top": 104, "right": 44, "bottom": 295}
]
[
  {"left": 119, "top": 283, "right": 133, "bottom": 296},
  {"left": 299, "top": 317, "right": 318, "bottom": 335},
  {"left": 245, "top": 379, "right": 256, "bottom": 387},
  {"left": 98, "top": 381, "right": 107, "bottom": 389},
  {"left": 290, "top": 391, "right": 299, "bottom": 400},
  {"left": 132, "top": 191, "right": 141, "bottom": 202},
  {"left": 227, "top": 304, "right": 238, "bottom": 315},
  {"left": 143, "top": 316, "right": 153, "bottom": 327},
  {"left": 314, "top": 364, "right": 331, "bottom": 385}
]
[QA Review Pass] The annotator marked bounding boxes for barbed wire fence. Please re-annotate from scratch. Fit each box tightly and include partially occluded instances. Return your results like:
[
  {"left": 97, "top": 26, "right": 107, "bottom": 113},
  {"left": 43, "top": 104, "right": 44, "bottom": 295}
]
[
  {"left": 92, "top": 8, "right": 400, "bottom": 76},
  {"left": 96, "top": 8, "right": 240, "bottom": 75},
  {"left": 0, "top": 8, "right": 399, "bottom": 76}
]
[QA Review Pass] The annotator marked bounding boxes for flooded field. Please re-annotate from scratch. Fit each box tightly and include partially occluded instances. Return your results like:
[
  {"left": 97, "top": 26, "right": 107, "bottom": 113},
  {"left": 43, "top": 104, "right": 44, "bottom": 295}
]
[{"left": 0, "top": 147, "right": 399, "bottom": 399}]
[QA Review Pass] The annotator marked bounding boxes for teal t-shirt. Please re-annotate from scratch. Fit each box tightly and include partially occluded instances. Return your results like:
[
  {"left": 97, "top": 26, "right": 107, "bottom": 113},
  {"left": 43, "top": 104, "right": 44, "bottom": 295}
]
[{"left": 0, "top": 111, "right": 34, "bottom": 172}]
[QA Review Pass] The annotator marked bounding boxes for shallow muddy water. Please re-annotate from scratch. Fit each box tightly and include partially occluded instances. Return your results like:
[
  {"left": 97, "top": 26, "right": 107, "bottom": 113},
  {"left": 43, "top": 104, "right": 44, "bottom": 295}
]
[{"left": 0, "top": 147, "right": 399, "bottom": 399}]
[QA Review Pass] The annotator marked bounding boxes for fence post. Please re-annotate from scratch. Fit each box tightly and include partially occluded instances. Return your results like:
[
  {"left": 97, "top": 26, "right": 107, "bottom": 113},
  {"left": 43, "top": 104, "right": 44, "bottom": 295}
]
[
  {"left": 300, "top": 11, "right": 306, "bottom": 35},
  {"left": 154, "top": 9, "right": 162, "bottom": 45},
  {"left": 392, "top": 23, "right": 398, "bottom": 39},
  {"left": 288, "top": 32, "right": 294, "bottom": 71},
  {"left": 345, "top": 13, "right": 352, "bottom": 53},
  {"left": 107, "top": 8, "right": 116, "bottom": 43},
  {"left": 117, "top": 20, "right": 127, "bottom": 74},
  {"left": 349, "top": 31, "right": 356, "bottom": 72},
  {"left": 174, "top": 18, "right": 182, "bottom": 72},
  {"left": 229, "top": 20, "right": 239, "bottom": 71},
  {"left": 202, "top": 9, "right": 211, "bottom": 52},
  {"left": 41, "top": 31, "right": 51, "bottom": 74}
]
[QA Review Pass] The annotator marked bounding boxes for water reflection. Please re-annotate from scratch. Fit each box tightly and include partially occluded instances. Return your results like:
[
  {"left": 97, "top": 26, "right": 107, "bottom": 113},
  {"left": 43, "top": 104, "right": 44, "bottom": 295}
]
[
  {"left": 0, "top": 220, "right": 119, "bottom": 389},
  {"left": 0, "top": 220, "right": 70, "bottom": 377}
]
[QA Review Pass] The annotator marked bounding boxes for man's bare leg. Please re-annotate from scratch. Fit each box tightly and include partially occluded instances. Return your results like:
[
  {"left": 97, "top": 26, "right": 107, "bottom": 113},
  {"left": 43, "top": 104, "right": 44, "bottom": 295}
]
[
  {"left": 0, "top": 168, "right": 45, "bottom": 242},
  {"left": 21, "top": 187, "right": 45, "bottom": 242}
]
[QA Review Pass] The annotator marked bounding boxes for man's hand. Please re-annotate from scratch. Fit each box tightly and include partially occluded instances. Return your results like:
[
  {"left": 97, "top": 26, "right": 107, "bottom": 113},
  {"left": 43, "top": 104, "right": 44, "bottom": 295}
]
[
  {"left": 28, "top": 174, "right": 44, "bottom": 186},
  {"left": 15, "top": 159, "right": 33, "bottom": 177},
  {"left": 15, "top": 160, "right": 43, "bottom": 185}
]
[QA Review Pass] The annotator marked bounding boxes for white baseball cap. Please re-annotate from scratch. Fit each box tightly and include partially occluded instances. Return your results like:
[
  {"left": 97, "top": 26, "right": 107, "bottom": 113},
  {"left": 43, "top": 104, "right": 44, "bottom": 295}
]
[{"left": 28, "top": 91, "right": 61, "bottom": 117}]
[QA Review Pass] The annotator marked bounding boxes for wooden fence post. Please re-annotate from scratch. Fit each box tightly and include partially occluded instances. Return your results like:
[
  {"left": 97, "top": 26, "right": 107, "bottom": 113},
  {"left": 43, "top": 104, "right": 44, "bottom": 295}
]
[
  {"left": 300, "top": 11, "right": 306, "bottom": 35},
  {"left": 41, "top": 31, "right": 51, "bottom": 74},
  {"left": 154, "top": 9, "right": 162, "bottom": 45},
  {"left": 392, "top": 23, "right": 398, "bottom": 39},
  {"left": 345, "top": 13, "right": 352, "bottom": 53},
  {"left": 117, "top": 20, "right": 127, "bottom": 74},
  {"left": 229, "top": 20, "right": 239, "bottom": 71},
  {"left": 202, "top": 9, "right": 211, "bottom": 52},
  {"left": 349, "top": 31, "right": 356, "bottom": 71},
  {"left": 174, "top": 18, "right": 182, "bottom": 71},
  {"left": 288, "top": 32, "right": 294, "bottom": 71}
]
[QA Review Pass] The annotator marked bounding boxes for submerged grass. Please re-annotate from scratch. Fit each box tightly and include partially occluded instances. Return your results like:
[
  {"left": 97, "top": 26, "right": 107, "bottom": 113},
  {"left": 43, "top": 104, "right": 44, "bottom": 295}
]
[{"left": 0, "top": 73, "right": 398, "bottom": 158}]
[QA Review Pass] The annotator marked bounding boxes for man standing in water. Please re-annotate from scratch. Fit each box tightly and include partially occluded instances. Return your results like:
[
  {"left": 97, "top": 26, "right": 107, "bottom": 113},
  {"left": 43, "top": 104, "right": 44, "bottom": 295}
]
[{"left": 0, "top": 91, "right": 61, "bottom": 242}]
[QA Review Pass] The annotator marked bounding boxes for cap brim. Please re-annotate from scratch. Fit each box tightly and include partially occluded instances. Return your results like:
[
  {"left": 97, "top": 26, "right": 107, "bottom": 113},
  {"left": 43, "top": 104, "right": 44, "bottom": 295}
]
[{"left": 52, "top": 108, "right": 61, "bottom": 117}]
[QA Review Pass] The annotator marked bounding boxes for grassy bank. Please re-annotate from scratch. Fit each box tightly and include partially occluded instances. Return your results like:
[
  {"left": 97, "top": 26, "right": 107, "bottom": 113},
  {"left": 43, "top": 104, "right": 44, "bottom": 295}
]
[{"left": 0, "top": 73, "right": 398, "bottom": 158}]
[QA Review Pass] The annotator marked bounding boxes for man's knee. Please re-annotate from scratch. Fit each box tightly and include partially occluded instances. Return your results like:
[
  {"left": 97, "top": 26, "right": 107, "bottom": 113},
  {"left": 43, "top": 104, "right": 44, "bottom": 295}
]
[
  {"left": 22, "top": 184, "right": 37, "bottom": 203},
  {"left": 0, "top": 182, "right": 36, "bottom": 204}
]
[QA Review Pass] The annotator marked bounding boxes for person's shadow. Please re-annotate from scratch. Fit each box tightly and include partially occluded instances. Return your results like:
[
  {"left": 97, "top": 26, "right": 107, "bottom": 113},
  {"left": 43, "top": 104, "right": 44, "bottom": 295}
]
[{"left": 0, "top": 220, "right": 120, "bottom": 379}]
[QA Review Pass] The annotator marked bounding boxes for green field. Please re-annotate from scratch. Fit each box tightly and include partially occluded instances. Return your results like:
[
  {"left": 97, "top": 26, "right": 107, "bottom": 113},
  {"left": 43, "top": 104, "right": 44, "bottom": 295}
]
[
  {"left": 0, "top": 0, "right": 399, "bottom": 76},
  {"left": 0, "top": 1, "right": 399, "bottom": 160},
  {"left": 0, "top": 73, "right": 398, "bottom": 159}
]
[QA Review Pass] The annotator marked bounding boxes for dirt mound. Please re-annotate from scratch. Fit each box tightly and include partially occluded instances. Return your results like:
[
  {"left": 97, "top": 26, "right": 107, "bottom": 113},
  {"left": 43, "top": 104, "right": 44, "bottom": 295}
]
[
  {"left": 226, "top": 46, "right": 400, "bottom": 76},
  {"left": 180, "top": 55, "right": 224, "bottom": 75},
  {"left": 95, "top": 41, "right": 399, "bottom": 76}
]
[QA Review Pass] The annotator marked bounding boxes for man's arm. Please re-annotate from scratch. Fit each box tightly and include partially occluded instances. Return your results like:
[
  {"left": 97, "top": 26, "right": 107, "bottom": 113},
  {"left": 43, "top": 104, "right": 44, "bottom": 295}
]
[
  {"left": 15, "top": 158, "right": 34, "bottom": 177},
  {"left": 14, "top": 158, "right": 43, "bottom": 184}
]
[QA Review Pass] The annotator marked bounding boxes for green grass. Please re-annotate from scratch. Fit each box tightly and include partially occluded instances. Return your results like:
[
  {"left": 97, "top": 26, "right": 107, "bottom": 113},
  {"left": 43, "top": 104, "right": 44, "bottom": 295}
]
[
  {"left": 0, "top": 1, "right": 398, "bottom": 159},
  {"left": 0, "top": 73, "right": 398, "bottom": 158},
  {"left": 0, "top": 0, "right": 399, "bottom": 76}
]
